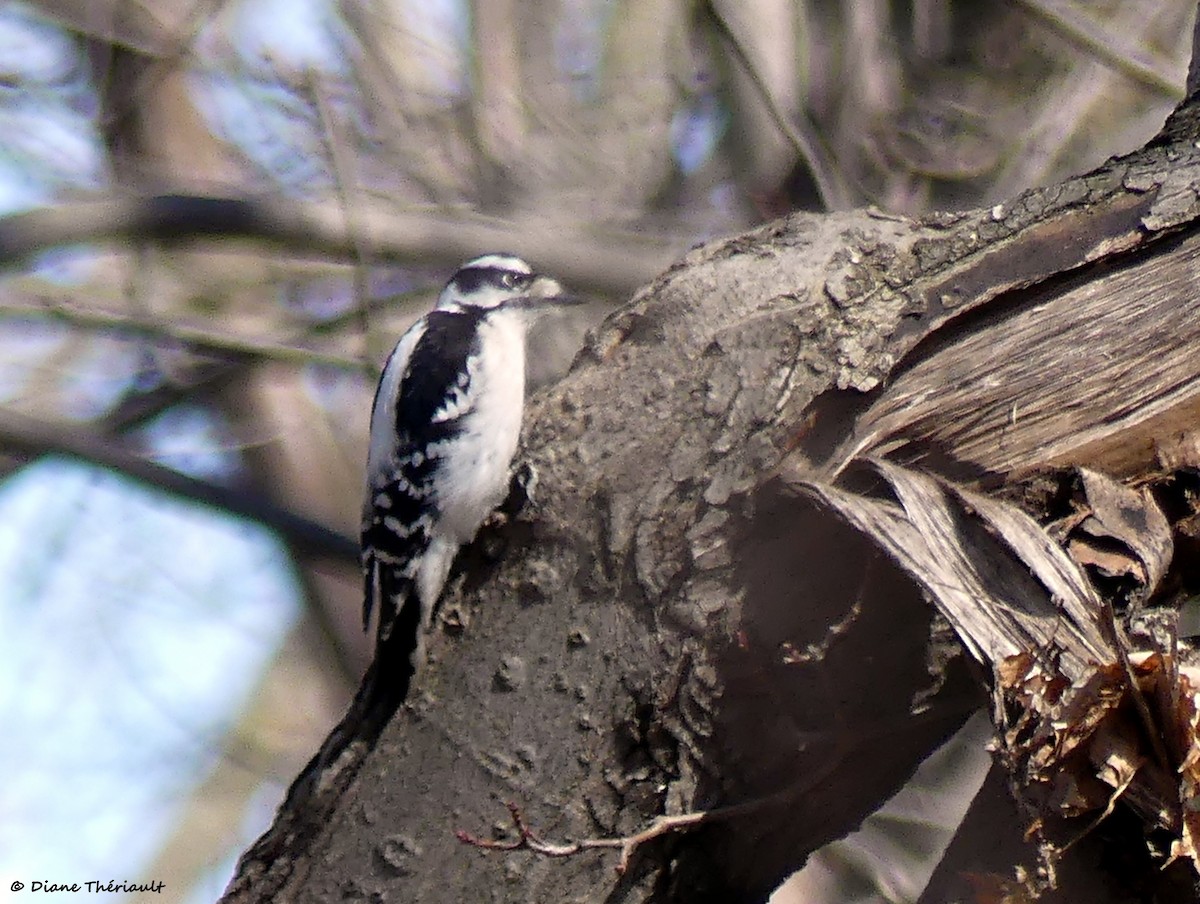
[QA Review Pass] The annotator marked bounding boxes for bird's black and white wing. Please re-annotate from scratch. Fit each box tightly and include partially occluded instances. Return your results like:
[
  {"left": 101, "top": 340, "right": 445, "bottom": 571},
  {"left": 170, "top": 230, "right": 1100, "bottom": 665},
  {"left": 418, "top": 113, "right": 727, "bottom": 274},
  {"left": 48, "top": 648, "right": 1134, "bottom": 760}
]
[{"left": 360, "top": 306, "right": 489, "bottom": 643}]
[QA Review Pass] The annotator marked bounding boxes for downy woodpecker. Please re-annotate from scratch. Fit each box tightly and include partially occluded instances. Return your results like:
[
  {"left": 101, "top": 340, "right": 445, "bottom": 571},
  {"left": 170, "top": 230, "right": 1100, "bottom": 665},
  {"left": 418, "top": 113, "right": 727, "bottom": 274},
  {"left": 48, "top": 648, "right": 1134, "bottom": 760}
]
[{"left": 361, "top": 253, "right": 575, "bottom": 672}]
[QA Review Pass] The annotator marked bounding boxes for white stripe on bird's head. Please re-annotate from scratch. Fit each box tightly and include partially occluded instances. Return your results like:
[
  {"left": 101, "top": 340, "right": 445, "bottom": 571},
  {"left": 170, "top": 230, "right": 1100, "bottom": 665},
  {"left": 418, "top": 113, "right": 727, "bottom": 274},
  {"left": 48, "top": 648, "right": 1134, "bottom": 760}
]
[
  {"left": 437, "top": 254, "right": 540, "bottom": 311},
  {"left": 461, "top": 253, "right": 532, "bottom": 273}
]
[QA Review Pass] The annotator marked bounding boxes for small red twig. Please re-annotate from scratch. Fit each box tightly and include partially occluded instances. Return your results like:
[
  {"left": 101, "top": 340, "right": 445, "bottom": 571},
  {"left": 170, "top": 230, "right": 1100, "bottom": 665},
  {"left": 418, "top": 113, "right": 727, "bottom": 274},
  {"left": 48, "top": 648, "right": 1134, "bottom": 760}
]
[
  {"left": 456, "top": 742, "right": 851, "bottom": 874},
  {"left": 456, "top": 801, "right": 709, "bottom": 874}
]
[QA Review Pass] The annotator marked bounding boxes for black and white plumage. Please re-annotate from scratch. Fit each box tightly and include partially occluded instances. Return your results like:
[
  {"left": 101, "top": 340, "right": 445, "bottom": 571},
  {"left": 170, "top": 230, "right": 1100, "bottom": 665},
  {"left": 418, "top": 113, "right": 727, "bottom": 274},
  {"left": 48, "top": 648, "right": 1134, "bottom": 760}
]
[{"left": 361, "top": 253, "right": 573, "bottom": 673}]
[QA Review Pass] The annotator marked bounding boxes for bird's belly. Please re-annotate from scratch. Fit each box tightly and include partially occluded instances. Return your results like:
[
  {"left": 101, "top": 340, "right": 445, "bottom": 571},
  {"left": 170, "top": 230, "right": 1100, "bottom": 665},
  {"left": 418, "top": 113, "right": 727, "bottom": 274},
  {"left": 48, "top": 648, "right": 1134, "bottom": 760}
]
[
  {"left": 435, "top": 320, "right": 525, "bottom": 543},
  {"left": 435, "top": 419, "right": 520, "bottom": 542}
]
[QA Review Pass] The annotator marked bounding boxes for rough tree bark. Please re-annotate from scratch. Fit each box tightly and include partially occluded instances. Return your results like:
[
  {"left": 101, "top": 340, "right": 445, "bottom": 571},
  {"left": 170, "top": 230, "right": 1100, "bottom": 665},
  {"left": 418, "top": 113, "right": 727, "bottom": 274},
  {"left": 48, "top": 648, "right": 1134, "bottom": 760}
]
[{"left": 222, "top": 16, "right": 1200, "bottom": 904}]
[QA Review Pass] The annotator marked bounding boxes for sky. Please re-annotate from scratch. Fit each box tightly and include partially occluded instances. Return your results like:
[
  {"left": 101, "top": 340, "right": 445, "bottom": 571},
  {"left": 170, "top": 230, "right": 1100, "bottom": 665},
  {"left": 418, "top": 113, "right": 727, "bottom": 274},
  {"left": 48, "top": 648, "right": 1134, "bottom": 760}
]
[{"left": 0, "top": 458, "right": 301, "bottom": 901}]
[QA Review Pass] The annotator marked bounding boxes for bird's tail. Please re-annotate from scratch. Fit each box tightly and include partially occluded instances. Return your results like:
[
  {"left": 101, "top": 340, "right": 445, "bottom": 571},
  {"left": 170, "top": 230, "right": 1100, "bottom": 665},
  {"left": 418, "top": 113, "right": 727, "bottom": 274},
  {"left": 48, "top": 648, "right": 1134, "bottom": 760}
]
[{"left": 367, "top": 559, "right": 423, "bottom": 694}]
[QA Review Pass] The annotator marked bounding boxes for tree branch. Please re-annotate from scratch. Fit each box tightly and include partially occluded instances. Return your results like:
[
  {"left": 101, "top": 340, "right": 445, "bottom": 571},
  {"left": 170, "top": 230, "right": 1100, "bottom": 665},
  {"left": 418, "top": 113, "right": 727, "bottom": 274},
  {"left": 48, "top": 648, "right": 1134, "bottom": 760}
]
[
  {"left": 0, "top": 194, "right": 676, "bottom": 298},
  {"left": 307, "top": 71, "right": 375, "bottom": 363},
  {"left": 1013, "top": 0, "right": 1184, "bottom": 96},
  {"left": 0, "top": 297, "right": 362, "bottom": 370},
  {"left": 703, "top": 0, "right": 856, "bottom": 211},
  {"left": 0, "top": 409, "right": 356, "bottom": 561}
]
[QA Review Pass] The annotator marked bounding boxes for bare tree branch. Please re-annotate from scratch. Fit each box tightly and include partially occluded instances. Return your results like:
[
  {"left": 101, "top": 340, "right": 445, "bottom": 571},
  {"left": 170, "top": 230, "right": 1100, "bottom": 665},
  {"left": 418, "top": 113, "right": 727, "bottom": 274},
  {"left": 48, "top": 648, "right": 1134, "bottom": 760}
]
[
  {"left": 0, "top": 408, "right": 356, "bottom": 561},
  {"left": 0, "top": 298, "right": 362, "bottom": 370},
  {"left": 704, "top": 0, "right": 857, "bottom": 211},
  {"left": 0, "top": 194, "right": 677, "bottom": 298},
  {"left": 1014, "top": 0, "right": 1184, "bottom": 96},
  {"left": 307, "top": 71, "right": 375, "bottom": 363}
]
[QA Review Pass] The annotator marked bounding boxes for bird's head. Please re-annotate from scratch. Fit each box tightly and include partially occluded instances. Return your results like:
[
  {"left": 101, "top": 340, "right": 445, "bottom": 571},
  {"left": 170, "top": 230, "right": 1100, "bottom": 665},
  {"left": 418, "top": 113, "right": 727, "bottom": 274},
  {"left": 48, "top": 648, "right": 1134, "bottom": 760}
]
[{"left": 436, "top": 253, "right": 574, "bottom": 313}]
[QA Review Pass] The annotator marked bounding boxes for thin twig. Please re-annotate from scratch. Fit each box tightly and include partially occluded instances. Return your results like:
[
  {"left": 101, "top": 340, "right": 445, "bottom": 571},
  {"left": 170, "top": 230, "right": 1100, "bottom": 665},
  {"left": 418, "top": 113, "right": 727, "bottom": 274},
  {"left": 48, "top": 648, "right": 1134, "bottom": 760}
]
[
  {"left": 703, "top": 0, "right": 857, "bottom": 211},
  {"left": 308, "top": 71, "right": 375, "bottom": 370},
  {"left": 0, "top": 297, "right": 362, "bottom": 371},
  {"left": 1099, "top": 596, "right": 1173, "bottom": 775},
  {"left": 459, "top": 751, "right": 844, "bottom": 874},
  {"left": 457, "top": 802, "right": 709, "bottom": 875},
  {"left": 335, "top": 1, "right": 458, "bottom": 204},
  {"left": 93, "top": 277, "right": 445, "bottom": 434},
  {"left": 1013, "top": 0, "right": 1182, "bottom": 97}
]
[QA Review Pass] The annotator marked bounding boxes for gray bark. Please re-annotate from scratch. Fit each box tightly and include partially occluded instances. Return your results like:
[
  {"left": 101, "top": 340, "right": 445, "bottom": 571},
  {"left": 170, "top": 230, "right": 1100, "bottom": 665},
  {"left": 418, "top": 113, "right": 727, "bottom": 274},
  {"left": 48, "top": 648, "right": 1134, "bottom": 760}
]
[{"left": 223, "top": 78, "right": 1200, "bottom": 904}]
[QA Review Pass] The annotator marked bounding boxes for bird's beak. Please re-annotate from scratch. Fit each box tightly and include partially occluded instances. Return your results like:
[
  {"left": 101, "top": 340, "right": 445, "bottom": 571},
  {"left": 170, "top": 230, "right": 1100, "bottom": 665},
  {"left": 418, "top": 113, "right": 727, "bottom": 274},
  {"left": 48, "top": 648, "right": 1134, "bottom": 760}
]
[
  {"left": 529, "top": 275, "right": 564, "bottom": 298},
  {"left": 527, "top": 274, "right": 583, "bottom": 307}
]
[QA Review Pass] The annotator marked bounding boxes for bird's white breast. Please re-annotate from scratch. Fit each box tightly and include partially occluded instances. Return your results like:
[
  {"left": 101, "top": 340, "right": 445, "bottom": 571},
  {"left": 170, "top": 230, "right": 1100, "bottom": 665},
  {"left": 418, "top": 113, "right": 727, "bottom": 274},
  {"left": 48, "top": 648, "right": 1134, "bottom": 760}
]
[{"left": 433, "top": 309, "right": 526, "bottom": 543}]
